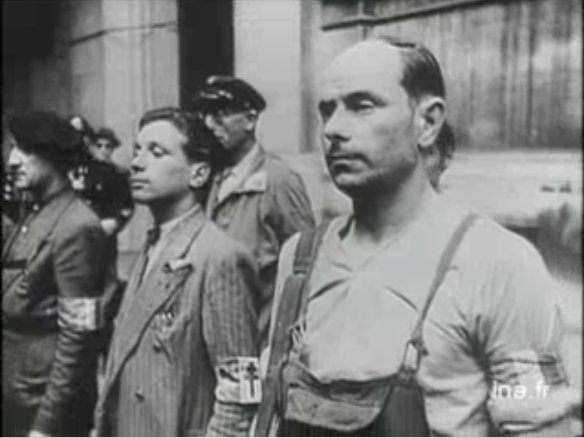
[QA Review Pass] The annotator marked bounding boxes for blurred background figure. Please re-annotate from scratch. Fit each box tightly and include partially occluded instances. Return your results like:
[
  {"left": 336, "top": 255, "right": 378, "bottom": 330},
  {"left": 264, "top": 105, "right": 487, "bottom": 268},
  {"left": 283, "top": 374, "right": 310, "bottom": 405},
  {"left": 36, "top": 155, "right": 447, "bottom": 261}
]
[
  {"left": 68, "top": 116, "right": 133, "bottom": 364},
  {"left": 91, "top": 127, "right": 120, "bottom": 163},
  {"left": 68, "top": 115, "right": 134, "bottom": 241}
]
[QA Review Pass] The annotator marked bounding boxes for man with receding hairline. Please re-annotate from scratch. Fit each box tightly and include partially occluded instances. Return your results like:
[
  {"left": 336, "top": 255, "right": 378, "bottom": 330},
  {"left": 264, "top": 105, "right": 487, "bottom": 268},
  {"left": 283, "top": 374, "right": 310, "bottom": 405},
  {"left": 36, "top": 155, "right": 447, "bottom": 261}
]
[{"left": 255, "top": 38, "right": 576, "bottom": 436}]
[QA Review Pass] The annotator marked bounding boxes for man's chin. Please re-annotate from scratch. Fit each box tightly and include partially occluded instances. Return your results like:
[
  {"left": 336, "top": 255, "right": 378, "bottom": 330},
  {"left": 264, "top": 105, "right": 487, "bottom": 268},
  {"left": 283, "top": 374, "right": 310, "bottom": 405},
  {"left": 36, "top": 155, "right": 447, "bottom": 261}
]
[
  {"left": 13, "top": 182, "right": 31, "bottom": 191},
  {"left": 130, "top": 191, "right": 153, "bottom": 204}
]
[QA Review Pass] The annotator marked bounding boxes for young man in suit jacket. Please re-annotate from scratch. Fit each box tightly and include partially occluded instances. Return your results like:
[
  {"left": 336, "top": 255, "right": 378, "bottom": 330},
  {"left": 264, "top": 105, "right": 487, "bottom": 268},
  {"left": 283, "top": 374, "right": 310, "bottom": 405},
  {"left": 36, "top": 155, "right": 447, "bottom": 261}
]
[{"left": 94, "top": 107, "right": 260, "bottom": 437}]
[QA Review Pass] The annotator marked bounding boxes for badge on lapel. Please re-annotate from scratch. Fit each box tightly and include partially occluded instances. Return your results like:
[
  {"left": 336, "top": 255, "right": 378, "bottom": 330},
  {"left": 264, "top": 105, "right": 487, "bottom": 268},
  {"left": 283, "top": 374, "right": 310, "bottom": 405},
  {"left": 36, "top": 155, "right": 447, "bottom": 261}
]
[{"left": 163, "top": 258, "right": 193, "bottom": 273}]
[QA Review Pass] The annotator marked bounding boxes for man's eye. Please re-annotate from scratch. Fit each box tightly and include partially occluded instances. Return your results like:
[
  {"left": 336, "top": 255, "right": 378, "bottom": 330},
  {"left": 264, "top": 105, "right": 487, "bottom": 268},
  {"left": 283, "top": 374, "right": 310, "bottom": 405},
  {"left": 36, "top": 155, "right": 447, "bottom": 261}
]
[
  {"left": 352, "top": 99, "right": 375, "bottom": 112},
  {"left": 149, "top": 145, "right": 167, "bottom": 158}
]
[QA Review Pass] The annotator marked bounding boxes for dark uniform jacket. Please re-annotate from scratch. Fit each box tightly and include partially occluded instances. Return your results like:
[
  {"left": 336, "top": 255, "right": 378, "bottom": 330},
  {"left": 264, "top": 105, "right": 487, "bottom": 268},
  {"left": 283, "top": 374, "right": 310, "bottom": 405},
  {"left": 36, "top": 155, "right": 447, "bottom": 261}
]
[
  {"left": 2, "top": 189, "right": 110, "bottom": 436},
  {"left": 95, "top": 206, "right": 260, "bottom": 437},
  {"left": 206, "top": 146, "right": 315, "bottom": 343}
]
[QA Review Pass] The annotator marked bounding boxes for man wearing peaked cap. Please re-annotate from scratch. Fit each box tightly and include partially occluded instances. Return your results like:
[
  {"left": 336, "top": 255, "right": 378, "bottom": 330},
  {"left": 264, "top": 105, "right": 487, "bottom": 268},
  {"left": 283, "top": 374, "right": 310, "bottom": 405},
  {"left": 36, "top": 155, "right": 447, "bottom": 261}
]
[
  {"left": 193, "top": 75, "right": 267, "bottom": 115},
  {"left": 3, "top": 111, "right": 110, "bottom": 436},
  {"left": 192, "top": 76, "right": 315, "bottom": 347}
]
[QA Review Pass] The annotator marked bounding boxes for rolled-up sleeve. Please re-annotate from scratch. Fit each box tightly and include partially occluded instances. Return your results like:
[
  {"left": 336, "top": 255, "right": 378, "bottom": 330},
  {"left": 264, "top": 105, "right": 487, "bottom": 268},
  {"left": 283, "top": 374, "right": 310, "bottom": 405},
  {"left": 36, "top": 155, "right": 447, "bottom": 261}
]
[
  {"left": 203, "top": 244, "right": 260, "bottom": 436},
  {"left": 32, "top": 221, "right": 108, "bottom": 435}
]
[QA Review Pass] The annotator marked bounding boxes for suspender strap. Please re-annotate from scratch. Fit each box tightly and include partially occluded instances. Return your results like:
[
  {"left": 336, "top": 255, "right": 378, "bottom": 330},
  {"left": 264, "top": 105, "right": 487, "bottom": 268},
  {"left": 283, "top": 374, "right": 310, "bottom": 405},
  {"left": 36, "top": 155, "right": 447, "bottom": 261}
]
[
  {"left": 403, "top": 213, "right": 478, "bottom": 370},
  {"left": 255, "top": 223, "right": 329, "bottom": 436}
]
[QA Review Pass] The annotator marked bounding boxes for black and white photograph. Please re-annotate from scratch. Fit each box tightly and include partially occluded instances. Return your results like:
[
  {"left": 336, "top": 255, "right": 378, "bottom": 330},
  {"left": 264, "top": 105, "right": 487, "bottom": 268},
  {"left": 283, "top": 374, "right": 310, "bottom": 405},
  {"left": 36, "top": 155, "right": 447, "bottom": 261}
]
[{"left": 2, "top": 0, "right": 582, "bottom": 436}]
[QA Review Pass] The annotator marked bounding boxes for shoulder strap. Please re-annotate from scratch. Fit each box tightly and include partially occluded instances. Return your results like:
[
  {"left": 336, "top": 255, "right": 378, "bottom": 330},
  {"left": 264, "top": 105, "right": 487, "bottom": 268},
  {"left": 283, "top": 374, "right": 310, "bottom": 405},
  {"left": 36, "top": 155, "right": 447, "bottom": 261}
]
[
  {"left": 255, "top": 222, "right": 329, "bottom": 436},
  {"left": 403, "top": 213, "right": 478, "bottom": 371}
]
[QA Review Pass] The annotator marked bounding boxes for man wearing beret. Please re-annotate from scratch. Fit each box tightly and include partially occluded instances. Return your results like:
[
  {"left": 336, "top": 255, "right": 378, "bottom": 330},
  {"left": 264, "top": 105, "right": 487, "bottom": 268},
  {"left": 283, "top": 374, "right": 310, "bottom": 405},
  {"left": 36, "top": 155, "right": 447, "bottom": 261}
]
[
  {"left": 3, "top": 111, "right": 110, "bottom": 436},
  {"left": 192, "top": 76, "right": 315, "bottom": 345}
]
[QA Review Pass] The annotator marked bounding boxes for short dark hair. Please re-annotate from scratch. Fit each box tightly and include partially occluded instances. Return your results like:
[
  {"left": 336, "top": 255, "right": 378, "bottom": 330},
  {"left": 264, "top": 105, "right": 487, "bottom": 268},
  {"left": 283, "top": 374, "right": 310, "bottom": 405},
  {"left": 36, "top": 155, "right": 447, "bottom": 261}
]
[
  {"left": 377, "top": 37, "right": 453, "bottom": 162},
  {"left": 138, "top": 107, "right": 224, "bottom": 167},
  {"left": 376, "top": 36, "right": 445, "bottom": 101}
]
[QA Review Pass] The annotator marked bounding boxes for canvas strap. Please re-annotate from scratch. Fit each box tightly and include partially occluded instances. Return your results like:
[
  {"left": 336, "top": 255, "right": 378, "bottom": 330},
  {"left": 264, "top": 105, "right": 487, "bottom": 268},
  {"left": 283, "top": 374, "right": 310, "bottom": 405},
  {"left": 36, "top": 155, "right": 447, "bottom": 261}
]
[
  {"left": 401, "top": 213, "right": 478, "bottom": 372},
  {"left": 255, "top": 223, "right": 329, "bottom": 436}
]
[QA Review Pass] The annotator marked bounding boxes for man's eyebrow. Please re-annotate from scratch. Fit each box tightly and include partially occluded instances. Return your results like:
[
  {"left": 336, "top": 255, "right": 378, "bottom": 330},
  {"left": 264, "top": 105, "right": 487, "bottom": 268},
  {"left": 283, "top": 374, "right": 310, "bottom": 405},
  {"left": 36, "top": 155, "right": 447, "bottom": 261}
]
[{"left": 344, "top": 90, "right": 384, "bottom": 103}]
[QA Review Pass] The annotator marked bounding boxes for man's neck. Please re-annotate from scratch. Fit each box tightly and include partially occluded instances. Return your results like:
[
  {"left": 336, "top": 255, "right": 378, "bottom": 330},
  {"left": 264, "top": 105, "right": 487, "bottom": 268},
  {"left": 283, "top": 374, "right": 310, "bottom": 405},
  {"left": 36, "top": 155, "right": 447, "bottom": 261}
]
[
  {"left": 350, "top": 167, "right": 433, "bottom": 244},
  {"left": 148, "top": 194, "right": 200, "bottom": 226},
  {"left": 33, "top": 176, "right": 68, "bottom": 205},
  {"left": 227, "top": 136, "right": 257, "bottom": 167}
]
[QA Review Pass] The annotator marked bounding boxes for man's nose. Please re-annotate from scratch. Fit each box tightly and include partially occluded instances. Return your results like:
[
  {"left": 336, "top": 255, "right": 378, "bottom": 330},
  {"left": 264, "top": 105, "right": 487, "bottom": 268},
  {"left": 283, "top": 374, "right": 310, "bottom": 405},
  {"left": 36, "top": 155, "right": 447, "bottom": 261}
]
[
  {"left": 204, "top": 114, "right": 219, "bottom": 130},
  {"left": 7, "top": 147, "right": 23, "bottom": 168},
  {"left": 323, "top": 108, "right": 350, "bottom": 144},
  {"left": 130, "top": 151, "right": 145, "bottom": 173}
]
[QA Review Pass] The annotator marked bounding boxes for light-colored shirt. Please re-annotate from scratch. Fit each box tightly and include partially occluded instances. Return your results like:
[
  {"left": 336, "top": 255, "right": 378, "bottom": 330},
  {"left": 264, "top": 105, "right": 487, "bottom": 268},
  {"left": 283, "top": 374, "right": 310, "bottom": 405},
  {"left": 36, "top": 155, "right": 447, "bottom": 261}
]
[
  {"left": 217, "top": 142, "right": 261, "bottom": 203},
  {"left": 264, "top": 192, "right": 571, "bottom": 435}
]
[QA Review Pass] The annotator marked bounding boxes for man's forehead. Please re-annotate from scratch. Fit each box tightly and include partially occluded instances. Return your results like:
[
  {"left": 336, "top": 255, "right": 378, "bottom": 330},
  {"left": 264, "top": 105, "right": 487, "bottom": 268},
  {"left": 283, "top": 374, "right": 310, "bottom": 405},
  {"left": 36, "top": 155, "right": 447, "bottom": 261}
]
[
  {"left": 319, "top": 41, "right": 404, "bottom": 98},
  {"left": 137, "top": 120, "right": 186, "bottom": 144}
]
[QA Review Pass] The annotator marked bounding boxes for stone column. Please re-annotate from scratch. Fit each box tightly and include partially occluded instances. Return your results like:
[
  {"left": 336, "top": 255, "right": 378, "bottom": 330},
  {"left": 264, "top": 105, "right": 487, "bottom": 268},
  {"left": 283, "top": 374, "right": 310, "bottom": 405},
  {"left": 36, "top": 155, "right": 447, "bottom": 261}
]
[{"left": 67, "top": 0, "right": 180, "bottom": 274}]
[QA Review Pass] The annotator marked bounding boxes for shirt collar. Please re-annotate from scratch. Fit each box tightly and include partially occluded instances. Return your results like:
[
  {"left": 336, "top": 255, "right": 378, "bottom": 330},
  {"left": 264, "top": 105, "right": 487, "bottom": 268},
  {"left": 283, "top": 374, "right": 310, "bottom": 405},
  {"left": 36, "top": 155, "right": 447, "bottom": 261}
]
[
  {"left": 154, "top": 204, "right": 202, "bottom": 245},
  {"left": 226, "top": 142, "right": 261, "bottom": 180}
]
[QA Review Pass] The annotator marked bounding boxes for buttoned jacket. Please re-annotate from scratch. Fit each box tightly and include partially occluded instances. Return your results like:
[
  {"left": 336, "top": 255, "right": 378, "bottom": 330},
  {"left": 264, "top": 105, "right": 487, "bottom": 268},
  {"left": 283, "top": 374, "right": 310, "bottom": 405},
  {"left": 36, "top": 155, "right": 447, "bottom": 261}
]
[{"left": 2, "top": 189, "right": 109, "bottom": 435}]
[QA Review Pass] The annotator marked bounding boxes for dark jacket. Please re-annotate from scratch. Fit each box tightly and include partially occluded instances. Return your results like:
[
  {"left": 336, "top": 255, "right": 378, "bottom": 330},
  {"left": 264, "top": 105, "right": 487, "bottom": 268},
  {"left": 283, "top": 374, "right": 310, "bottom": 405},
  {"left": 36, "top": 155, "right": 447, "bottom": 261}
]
[
  {"left": 2, "top": 189, "right": 110, "bottom": 436},
  {"left": 95, "top": 207, "right": 260, "bottom": 437},
  {"left": 206, "top": 146, "right": 315, "bottom": 343}
]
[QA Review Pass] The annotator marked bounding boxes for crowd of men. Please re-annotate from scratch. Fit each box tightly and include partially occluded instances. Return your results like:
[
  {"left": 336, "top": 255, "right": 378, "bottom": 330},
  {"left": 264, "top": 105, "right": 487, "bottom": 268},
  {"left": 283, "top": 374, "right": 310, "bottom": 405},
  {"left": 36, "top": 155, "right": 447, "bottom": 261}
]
[{"left": 2, "top": 37, "right": 580, "bottom": 437}]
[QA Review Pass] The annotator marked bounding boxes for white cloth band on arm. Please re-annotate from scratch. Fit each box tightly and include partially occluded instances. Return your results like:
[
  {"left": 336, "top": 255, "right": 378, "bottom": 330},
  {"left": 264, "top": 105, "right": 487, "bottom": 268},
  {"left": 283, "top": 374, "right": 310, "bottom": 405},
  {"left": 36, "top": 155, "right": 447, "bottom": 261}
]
[
  {"left": 215, "top": 357, "right": 262, "bottom": 404},
  {"left": 58, "top": 297, "right": 99, "bottom": 331}
]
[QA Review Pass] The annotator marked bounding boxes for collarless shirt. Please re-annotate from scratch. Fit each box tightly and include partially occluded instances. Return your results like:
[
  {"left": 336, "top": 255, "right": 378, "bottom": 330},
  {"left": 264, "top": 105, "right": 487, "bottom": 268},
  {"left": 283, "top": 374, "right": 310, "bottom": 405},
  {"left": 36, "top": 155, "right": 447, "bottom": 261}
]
[{"left": 266, "top": 192, "right": 568, "bottom": 435}]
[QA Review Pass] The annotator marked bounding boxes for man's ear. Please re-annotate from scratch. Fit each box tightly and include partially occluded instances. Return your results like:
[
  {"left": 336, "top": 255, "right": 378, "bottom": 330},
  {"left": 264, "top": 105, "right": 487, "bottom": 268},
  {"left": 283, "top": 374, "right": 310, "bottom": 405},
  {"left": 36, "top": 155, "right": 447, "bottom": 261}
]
[
  {"left": 244, "top": 110, "right": 258, "bottom": 132},
  {"left": 416, "top": 96, "right": 446, "bottom": 149},
  {"left": 189, "top": 162, "right": 211, "bottom": 189}
]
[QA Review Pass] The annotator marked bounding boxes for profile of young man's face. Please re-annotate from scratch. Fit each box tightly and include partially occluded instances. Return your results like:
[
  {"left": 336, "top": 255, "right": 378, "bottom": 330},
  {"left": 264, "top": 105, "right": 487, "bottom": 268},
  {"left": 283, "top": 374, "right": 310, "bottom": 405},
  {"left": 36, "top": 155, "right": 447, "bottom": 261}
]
[
  {"left": 130, "top": 120, "right": 198, "bottom": 205},
  {"left": 317, "top": 41, "right": 423, "bottom": 195}
]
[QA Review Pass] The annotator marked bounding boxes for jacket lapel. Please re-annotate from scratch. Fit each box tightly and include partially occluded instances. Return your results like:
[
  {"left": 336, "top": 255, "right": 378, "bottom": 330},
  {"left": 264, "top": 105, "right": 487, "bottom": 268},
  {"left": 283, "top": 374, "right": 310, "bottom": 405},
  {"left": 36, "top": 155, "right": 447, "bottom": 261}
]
[{"left": 101, "top": 207, "right": 206, "bottom": 398}]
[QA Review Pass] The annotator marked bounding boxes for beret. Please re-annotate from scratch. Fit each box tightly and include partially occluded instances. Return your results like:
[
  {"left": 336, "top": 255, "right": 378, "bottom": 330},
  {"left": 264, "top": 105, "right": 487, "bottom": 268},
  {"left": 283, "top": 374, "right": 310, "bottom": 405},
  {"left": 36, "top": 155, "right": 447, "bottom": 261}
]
[
  {"left": 192, "top": 75, "right": 266, "bottom": 113},
  {"left": 8, "top": 111, "right": 83, "bottom": 157},
  {"left": 95, "top": 127, "right": 121, "bottom": 148}
]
